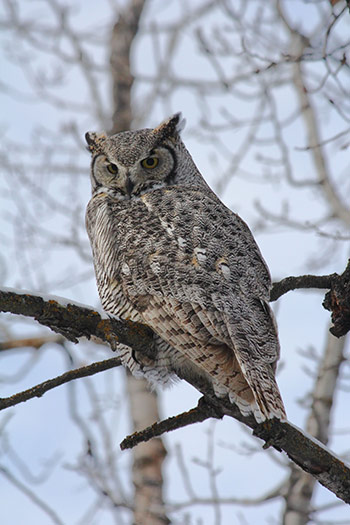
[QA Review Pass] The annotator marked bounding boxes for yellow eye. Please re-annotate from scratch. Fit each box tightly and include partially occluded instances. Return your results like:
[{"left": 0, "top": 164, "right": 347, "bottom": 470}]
[
  {"left": 106, "top": 163, "right": 118, "bottom": 174},
  {"left": 141, "top": 156, "right": 159, "bottom": 169}
]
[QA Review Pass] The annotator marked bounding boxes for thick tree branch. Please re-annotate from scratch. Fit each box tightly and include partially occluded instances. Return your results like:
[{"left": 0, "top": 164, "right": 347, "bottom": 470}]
[
  {"left": 270, "top": 260, "right": 350, "bottom": 338},
  {"left": 0, "top": 288, "right": 155, "bottom": 353},
  {"left": 323, "top": 259, "right": 350, "bottom": 337},
  {"left": 270, "top": 274, "right": 335, "bottom": 301},
  {"left": 282, "top": 332, "right": 346, "bottom": 524},
  {"left": 121, "top": 387, "right": 350, "bottom": 505},
  {"left": 1, "top": 283, "right": 350, "bottom": 504}
]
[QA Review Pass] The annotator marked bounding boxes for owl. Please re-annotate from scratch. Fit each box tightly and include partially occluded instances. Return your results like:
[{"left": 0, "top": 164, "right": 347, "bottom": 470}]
[{"left": 85, "top": 114, "right": 286, "bottom": 423}]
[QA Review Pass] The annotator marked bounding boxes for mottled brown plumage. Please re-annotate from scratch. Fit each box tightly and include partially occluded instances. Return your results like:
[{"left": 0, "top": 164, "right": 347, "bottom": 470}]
[{"left": 85, "top": 114, "right": 286, "bottom": 422}]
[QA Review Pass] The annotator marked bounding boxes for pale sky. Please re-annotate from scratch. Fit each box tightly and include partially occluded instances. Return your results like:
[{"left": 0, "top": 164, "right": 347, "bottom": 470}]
[{"left": 0, "top": 1, "right": 349, "bottom": 524}]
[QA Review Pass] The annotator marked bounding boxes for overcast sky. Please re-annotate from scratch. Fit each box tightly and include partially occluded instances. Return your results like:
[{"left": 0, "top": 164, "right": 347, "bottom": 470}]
[{"left": 0, "top": 1, "right": 349, "bottom": 524}]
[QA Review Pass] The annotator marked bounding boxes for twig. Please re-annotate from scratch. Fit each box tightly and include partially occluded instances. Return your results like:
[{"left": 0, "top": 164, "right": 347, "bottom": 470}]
[
  {"left": 0, "top": 335, "right": 65, "bottom": 351},
  {"left": 0, "top": 357, "right": 121, "bottom": 410},
  {"left": 0, "top": 465, "right": 65, "bottom": 525},
  {"left": 120, "top": 397, "right": 223, "bottom": 450}
]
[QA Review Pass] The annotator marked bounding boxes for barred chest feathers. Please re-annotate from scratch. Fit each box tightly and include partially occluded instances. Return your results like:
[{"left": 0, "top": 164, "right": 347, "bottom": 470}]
[{"left": 86, "top": 194, "right": 142, "bottom": 323}]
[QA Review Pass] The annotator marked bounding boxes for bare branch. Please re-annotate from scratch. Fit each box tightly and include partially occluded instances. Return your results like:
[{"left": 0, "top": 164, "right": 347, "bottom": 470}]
[
  {"left": 277, "top": 0, "right": 350, "bottom": 227},
  {"left": 270, "top": 261, "right": 350, "bottom": 338},
  {"left": 0, "top": 357, "right": 121, "bottom": 411},
  {"left": 167, "top": 480, "right": 286, "bottom": 510},
  {"left": 323, "top": 259, "right": 350, "bottom": 337},
  {"left": 0, "top": 465, "right": 65, "bottom": 525},
  {"left": 270, "top": 274, "right": 335, "bottom": 301},
  {"left": 0, "top": 335, "right": 64, "bottom": 351},
  {"left": 123, "top": 382, "right": 350, "bottom": 506},
  {"left": 0, "top": 288, "right": 155, "bottom": 352},
  {"left": 120, "top": 396, "right": 223, "bottom": 450},
  {"left": 1, "top": 288, "right": 349, "bottom": 503}
]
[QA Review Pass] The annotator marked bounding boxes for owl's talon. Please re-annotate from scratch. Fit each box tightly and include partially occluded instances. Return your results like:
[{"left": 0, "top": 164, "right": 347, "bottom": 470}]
[{"left": 132, "top": 348, "right": 140, "bottom": 365}]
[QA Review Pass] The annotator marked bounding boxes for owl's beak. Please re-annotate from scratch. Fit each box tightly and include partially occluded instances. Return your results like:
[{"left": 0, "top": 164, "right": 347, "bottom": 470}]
[{"left": 125, "top": 175, "right": 134, "bottom": 196}]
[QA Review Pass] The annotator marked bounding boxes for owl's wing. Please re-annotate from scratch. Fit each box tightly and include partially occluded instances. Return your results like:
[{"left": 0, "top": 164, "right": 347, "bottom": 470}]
[
  {"left": 120, "top": 187, "right": 271, "bottom": 297},
  {"left": 111, "top": 186, "right": 285, "bottom": 420}
]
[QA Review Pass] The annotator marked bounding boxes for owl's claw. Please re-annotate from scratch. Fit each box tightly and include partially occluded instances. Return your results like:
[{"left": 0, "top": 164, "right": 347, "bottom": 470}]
[{"left": 132, "top": 348, "right": 141, "bottom": 365}]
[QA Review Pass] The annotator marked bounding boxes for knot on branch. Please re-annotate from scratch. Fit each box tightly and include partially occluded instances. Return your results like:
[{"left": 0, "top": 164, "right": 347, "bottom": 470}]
[
  {"left": 323, "top": 259, "right": 350, "bottom": 337},
  {"left": 196, "top": 395, "right": 224, "bottom": 420}
]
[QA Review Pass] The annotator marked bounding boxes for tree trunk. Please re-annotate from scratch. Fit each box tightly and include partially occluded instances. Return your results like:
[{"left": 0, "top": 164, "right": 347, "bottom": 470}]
[
  {"left": 127, "top": 372, "right": 168, "bottom": 524},
  {"left": 282, "top": 332, "right": 346, "bottom": 525},
  {"left": 109, "top": 1, "right": 169, "bottom": 523}
]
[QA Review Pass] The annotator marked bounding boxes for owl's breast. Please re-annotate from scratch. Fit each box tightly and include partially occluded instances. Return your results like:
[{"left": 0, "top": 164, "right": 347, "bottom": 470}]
[
  {"left": 86, "top": 186, "right": 272, "bottom": 318},
  {"left": 86, "top": 194, "right": 144, "bottom": 321}
]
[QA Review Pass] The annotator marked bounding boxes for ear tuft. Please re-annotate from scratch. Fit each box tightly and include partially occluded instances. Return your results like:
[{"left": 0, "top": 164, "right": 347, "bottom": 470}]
[
  {"left": 174, "top": 112, "right": 186, "bottom": 133},
  {"left": 153, "top": 113, "right": 186, "bottom": 141},
  {"left": 85, "top": 131, "right": 107, "bottom": 153},
  {"left": 85, "top": 131, "right": 95, "bottom": 146}
]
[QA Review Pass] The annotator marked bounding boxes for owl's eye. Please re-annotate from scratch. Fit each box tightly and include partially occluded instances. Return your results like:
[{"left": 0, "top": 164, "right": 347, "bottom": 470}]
[
  {"left": 141, "top": 156, "right": 159, "bottom": 169},
  {"left": 106, "top": 163, "right": 118, "bottom": 175}
]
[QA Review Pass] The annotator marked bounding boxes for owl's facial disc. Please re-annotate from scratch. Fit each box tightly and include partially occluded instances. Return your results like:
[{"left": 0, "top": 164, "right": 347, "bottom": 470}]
[{"left": 91, "top": 146, "right": 176, "bottom": 198}]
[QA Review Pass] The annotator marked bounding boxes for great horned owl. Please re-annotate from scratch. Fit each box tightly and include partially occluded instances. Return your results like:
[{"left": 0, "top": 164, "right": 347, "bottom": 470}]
[{"left": 85, "top": 114, "right": 286, "bottom": 422}]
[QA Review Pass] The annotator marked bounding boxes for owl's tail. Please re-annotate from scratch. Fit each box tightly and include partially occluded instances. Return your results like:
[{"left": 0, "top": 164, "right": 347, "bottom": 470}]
[
  {"left": 233, "top": 355, "right": 286, "bottom": 422},
  {"left": 207, "top": 341, "right": 286, "bottom": 422},
  {"left": 212, "top": 366, "right": 286, "bottom": 423},
  {"left": 223, "top": 320, "right": 287, "bottom": 422}
]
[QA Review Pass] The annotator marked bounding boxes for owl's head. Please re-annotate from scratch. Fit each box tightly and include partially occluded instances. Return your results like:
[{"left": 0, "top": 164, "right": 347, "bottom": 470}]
[{"left": 85, "top": 113, "right": 207, "bottom": 198}]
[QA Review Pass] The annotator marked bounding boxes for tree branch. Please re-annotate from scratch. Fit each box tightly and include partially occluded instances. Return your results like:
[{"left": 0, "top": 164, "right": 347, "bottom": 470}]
[
  {"left": 0, "top": 335, "right": 65, "bottom": 351},
  {"left": 1, "top": 283, "right": 350, "bottom": 503},
  {"left": 270, "top": 260, "right": 350, "bottom": 338},
  {"left": 270, "top": 274, "right": 335, "bottom": 301},
  {"left": 0, "top": 465, "right": 65, "bottom": 525},
  {"left": 0, "top": 288, "right": 155, "bottom": 353},
  {"left": 0, "top": 357, "right": 121, "bottom": 410},
  {"left": 120, "top": 396, "right": 223, "bottom": 450},
  {"left": 122, "top": 388, "right": 350, "bottom": 504},
  {"left": 323, "top": 259, "right": 350, "bottom": 337},
  {"left": 282, "top": 332, "right": 346, "bottom": 523}
]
